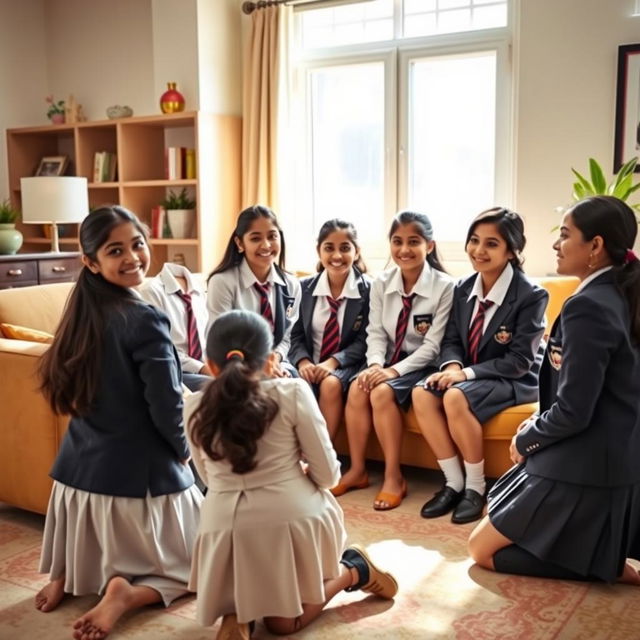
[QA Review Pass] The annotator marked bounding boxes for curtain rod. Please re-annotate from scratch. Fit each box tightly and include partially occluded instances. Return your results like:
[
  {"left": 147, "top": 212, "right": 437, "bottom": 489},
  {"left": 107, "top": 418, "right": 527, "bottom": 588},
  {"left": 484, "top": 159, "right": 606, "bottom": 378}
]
[{"left": 242, "top": 0, "right": 372, "bottom": 15}]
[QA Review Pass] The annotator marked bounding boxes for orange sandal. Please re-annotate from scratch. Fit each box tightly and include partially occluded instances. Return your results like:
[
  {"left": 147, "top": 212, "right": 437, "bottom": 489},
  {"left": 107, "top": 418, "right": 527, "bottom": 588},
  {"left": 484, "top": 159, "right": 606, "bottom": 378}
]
[
  {"left": 373, "top": 479, "right": 407, "bottom": 511},
  {"left": 330, "top": 473, "right": 370, "bottom": 497}
]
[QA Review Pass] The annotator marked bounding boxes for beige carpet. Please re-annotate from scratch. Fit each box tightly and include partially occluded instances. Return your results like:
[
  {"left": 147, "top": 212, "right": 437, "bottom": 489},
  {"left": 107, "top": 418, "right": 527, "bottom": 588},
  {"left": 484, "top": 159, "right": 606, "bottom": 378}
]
[{"left": 1, "top": 466, "right": 639, "bottom": 639}]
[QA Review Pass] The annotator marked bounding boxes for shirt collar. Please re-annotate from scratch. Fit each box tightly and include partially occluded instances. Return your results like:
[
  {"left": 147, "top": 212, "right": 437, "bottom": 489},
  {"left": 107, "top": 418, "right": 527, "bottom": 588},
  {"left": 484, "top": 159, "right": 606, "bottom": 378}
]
[
  {"left": 312, "top": 268, "right": 360, "bottom": 299},
  {"left": 158, "top": 262, "right": 199, "bottom": 295},
  {"left": 239, "top": 257, "right": 285, "bottom": 289},
  {"left": 384, "top": 263, "right": 434, "bottom": 298},
  {"left": 467, "top": 262, "right": 514, "bottom": 306},
  {"left": 574, "top": 266, "right": 613, "bottom": 294}
]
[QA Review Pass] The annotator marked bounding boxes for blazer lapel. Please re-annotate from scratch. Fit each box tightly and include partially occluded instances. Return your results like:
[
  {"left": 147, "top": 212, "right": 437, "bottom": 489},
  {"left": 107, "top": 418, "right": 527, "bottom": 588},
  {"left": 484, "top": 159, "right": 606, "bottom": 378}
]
[
  {"left": 273, "top": 283, "right": 286, "bottom": 345},
  {"left": 460, "top": 279, "right": 476, "bottom": 353},
  {"left": 303, "top": 275, "right": 320, "bottom": 355}
]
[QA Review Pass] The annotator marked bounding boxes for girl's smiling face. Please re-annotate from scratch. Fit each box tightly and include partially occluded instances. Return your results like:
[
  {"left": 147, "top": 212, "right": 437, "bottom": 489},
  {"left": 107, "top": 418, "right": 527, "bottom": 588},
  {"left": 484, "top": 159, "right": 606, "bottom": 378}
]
[
  {"left": 318, "top": 229, "right": 358, "bottom": 280},
  {"left": 552, "top": 211, "right": 595, "bottom": 280},
  {"left": 466, "top": 222, "right": 514, "bottom": 277},
  {"left": 82, "top": 222, "right": 149, "bottom": 287},
  {"left": 390, "top": 223, "right": 433, "bottom": 273},
  {"left": 235, "top": 216, "right": 281, "bottom": 279}
]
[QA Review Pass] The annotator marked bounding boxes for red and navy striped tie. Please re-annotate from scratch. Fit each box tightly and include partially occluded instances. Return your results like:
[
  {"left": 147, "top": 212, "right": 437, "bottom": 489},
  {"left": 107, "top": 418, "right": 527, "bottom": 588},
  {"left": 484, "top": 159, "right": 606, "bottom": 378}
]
[
  {"left": 253, "top": 282, "right": 274, "bottom": 328},
  {"left": 468, "top": 299, "right": 494, "bottom": 364},
  {"left": 176, "top": 291, "right": 203, "bottom": 361},
  {"left": 319, "top": 296, "right": 343, "bottom": 362},
  {"left": 389, "top": 294, "right": 416, "bottom": 365}
]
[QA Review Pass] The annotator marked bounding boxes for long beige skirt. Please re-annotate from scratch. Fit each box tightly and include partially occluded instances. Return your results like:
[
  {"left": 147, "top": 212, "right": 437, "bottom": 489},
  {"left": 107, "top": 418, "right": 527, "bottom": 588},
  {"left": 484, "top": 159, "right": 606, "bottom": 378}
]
[
  {"left": 39, "top": 481, "right": 203, "bottom": 606},
  {"left": 189, "top": 475, "right": 347, "bottom": 625}
]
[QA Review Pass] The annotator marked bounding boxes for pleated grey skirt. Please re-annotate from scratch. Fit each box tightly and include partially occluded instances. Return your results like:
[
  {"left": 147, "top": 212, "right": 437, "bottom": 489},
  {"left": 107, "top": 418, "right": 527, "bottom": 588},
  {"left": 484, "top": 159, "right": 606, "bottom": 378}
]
[
  {"left": 39, "top": 481, "right": 203, "bottom": 605},
  {"left": 488, "top": 464, "right": 640, "bottom": 583}
]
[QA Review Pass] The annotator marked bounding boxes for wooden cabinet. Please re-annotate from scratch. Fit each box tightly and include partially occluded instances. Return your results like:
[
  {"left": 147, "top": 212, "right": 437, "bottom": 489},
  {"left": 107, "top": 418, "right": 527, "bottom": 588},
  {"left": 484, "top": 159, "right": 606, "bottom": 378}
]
[
  {"left": 0, "top": 252, "right": 81, "bottom": 289},
  {"left": 6, "top": 112, "right": 241, "bottom": 276}
]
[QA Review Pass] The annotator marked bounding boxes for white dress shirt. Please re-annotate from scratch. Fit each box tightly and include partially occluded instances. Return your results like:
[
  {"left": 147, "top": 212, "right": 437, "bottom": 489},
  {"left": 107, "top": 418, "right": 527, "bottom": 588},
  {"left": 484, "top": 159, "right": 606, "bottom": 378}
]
[
  {"left": 310, "top": 268, "right": 362, "bottom": 363},
  {"left": 366, "top": 263, "right": 455, "bottom": 377},
  {"left": 138, "top": 263, "right": 207, "bottom": 374},
  {"left": 206, "top": 258, "right": 301, "bottom": 361}
]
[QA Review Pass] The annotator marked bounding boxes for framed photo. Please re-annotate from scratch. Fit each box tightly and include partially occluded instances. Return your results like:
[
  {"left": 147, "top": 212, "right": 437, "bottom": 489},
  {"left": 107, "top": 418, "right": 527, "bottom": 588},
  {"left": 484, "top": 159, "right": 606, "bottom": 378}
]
[
  {"left": 35, "top": 155, "right": 68, "bottom": 177},
  {"left": 614, "top": 43, "right": 640, "bottom": 173}
]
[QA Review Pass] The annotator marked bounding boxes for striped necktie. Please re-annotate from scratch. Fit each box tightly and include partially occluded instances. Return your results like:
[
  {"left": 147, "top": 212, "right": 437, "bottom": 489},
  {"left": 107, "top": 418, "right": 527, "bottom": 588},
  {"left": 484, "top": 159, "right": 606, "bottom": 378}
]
[
  {"left": 253, "top": 282, "right": 274, "bottom": 328},
  {"left": 319, "top": 297, "right": 343, "bottom": 362},
  {"left": 389, "top": 294, "right": 416, "bottom": 366},
  {"left": 176, "top": 291, "right": 203, "bottom": 361},
  {"left": 468, "top": 299, "right": 494, "bottom": 364}
]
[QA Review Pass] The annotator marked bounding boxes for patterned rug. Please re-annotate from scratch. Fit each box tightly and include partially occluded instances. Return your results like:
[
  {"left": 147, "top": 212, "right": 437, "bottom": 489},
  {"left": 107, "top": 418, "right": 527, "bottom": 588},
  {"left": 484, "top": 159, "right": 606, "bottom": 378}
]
[{"left": 1, "top": 469, "right": 639, "bottom": 639}]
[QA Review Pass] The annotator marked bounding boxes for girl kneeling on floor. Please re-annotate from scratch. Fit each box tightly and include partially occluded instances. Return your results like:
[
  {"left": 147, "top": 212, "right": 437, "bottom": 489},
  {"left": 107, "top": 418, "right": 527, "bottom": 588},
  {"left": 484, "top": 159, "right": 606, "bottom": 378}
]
[
  {"left": 411, "top": 207, "right": 548, "bottom": 525},
  {"left": 186, "top": 310, "right": 398, "bottom": 638}
]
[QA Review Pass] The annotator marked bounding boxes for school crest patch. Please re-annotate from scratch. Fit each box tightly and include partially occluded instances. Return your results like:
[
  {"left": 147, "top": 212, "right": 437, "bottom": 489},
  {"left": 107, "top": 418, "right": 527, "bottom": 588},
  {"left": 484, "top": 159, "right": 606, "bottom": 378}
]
[
  {"left": 283, "top": 295, "right": 296, "bottom": 319},
  {"left": 548, "top": 341, "right": 563, "bottom": 371},
  {"left": 494, "top": 325, "right": 512, "bottom": 344},
  {"left": 352, "top": 313, "right": 363, "bottom": 332},
  {"left": 413, "top": 314, "right": 433, "bottom": 336}
]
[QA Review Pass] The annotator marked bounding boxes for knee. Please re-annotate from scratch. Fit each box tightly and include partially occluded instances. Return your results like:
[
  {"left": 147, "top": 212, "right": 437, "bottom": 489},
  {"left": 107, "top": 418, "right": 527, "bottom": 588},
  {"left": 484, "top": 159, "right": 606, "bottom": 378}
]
[
  {"left": 369, "top": 384, "right": 394, "bottom": 409},
  {"left": 347, "top": 382, "right": 368, "bottom": 408},
  {"left": 442, "top": 388, "right": 468, "bottom": 417},
  {"left": 320, "top": 375, "right": 343, "bottom": 399},
  {"left": 467, "top": 527, "right": 494, "bottom": 570},
  {"left": 264, "top": 617, "right": 297, "bottom": 635}
]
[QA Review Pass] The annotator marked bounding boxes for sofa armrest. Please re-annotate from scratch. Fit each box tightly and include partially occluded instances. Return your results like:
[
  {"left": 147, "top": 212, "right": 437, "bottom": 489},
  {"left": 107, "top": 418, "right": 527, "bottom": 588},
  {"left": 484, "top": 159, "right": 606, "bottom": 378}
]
[{"left": 0, "top": 339, "right": 69, "bottom": 514}]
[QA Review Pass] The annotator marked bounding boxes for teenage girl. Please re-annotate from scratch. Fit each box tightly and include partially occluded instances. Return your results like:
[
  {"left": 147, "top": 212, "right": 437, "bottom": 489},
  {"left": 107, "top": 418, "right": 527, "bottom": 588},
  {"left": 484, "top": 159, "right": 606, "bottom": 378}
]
[
  {"left": 186, "top": 310, "right": 398, "bottom": 638},
  {"left": 289, "top": 219, "right": 371, "bottom": 439},
  {"left": 333, "top": 210, "right": 454, "bottom": 510},
  {"left": 206, "top": 205, "right": 301, "bottom": 377},
  {"left": 36, "top": 206, "right": 202, "bottom": 640},
  {"left": 469, "top": 196, "right": 640, "bottom": 585},
  {"left": 412, "top": 208, "right": 548, "bottom": 525}
]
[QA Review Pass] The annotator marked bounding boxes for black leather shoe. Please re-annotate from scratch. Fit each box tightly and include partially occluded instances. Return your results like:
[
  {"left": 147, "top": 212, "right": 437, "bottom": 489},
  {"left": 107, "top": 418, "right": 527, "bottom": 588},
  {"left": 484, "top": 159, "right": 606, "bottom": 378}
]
[
  {"left": 420, "top": 486, "right": 462, "bottom": 518},
  {"left": 451, "top": 488, "right": 486, "bottom": 524}
]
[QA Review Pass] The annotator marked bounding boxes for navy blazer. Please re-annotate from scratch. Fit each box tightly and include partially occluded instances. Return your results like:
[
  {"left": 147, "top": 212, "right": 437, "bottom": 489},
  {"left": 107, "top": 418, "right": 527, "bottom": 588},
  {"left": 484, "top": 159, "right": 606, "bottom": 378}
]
[
  {"left": 51, "top": 298, "right": 194, "bottom": 497},
  {"left": 517, "top": 270, "right": 640, "bottom": 487},
  {"left": 439, "top": 269, "right": 548, "bottom": 405},
  {"left": 288, "top": 268, "right": 371, "bottom": 369}
]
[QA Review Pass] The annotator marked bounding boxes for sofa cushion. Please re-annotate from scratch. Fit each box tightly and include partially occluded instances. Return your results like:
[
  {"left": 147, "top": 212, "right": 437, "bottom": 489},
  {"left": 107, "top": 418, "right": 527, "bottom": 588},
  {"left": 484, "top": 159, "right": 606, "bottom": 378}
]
[{"left": 0, "top": 322, "right": 53, "bottom": 343}]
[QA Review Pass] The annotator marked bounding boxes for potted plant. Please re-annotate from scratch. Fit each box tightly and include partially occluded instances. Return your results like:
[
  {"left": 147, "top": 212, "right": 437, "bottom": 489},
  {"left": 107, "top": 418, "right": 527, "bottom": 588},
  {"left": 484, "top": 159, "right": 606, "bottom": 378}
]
[
  {"left": 0, "top": 199, "right": 23, "bottom": 255},
  {"left": 161, "top": 188, "right": 196, "bottom": 239},
  {"left": 45, "top": 95, "right": 66, "bottom": 125}
]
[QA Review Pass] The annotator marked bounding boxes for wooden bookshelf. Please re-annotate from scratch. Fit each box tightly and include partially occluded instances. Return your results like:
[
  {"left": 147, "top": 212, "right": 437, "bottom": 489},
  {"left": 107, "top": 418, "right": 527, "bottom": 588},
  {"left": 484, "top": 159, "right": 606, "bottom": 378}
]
[{"left": 6, "top": 111, "right": 241, "bottom": 275}]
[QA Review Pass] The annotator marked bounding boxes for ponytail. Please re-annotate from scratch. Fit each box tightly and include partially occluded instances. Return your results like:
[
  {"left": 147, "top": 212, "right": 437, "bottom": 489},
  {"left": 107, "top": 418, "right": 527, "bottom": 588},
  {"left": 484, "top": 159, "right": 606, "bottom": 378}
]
[{"left": 614, "top": 259, "right": 640, "bottom": 344}]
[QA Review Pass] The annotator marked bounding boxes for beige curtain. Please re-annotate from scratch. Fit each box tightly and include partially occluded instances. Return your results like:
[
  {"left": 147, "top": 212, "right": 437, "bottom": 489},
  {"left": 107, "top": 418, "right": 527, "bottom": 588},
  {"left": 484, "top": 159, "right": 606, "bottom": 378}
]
[{"left": 242, "top": 4, "right": 291, "bottom": 210}]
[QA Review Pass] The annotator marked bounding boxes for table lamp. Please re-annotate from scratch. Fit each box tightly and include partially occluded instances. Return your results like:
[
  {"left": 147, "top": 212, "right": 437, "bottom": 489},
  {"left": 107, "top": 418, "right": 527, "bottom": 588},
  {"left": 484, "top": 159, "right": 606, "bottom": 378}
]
[{"left": 20, "top": 177, "right": 89, "bottom": 252}]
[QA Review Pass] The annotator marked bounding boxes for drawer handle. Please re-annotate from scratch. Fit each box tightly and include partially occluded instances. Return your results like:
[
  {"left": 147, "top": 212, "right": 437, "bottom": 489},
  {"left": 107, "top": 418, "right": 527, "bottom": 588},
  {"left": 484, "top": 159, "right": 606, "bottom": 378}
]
[
  {"left": 52, "top": 266, "right": 67, "bottom": 273},
  {"left": 7, "top": 269, "right": 23, "bottom": 276}
]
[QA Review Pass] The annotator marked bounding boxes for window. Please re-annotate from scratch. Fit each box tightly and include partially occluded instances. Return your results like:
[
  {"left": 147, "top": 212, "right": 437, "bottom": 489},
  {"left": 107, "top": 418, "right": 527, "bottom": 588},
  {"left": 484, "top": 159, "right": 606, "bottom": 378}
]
[{"left": 286, "top": 0, "right": 512, "bottom": 270}]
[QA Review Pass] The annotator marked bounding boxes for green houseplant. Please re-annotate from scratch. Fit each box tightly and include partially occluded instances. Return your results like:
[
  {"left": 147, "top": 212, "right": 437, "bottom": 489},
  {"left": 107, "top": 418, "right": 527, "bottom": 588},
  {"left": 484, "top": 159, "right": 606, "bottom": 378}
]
[
  {"left": 161, "top": 188, "right": 196, "bottom": 239},
  {"left": 0, "top": 199, "right": 23, "bottom": 254}
]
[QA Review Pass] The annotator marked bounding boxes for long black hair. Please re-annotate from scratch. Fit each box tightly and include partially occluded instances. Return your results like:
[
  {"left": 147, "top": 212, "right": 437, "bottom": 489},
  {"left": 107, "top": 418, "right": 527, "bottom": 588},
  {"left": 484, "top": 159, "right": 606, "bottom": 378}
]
[
  {"left": 39, "top": 206, "right": 148, "bottom": 416},
  {"left": 466, "top": 207, "right": 526, "bottom": 270},
  {"left": 570, "top": 196, "right": 640, "bottom": 343},
  {"left": 315, "top": 218, "right": 367, "bottom": 273},
  {"left": 189, "top": 310, "right": 279, "bottom": 474},
  {"left": 388, "top": 210, "right": 447, "bottom": 273},
  {"left": 208, "top": 205, "right": 287, "bottom": 281}
]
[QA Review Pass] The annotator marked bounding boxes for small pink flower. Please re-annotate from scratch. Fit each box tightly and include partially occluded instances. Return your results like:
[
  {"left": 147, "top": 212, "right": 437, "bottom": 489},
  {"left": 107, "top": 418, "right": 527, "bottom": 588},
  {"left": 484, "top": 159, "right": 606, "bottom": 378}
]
[{"left": 45, "top": 95, "right": 53, "bottom": 104}]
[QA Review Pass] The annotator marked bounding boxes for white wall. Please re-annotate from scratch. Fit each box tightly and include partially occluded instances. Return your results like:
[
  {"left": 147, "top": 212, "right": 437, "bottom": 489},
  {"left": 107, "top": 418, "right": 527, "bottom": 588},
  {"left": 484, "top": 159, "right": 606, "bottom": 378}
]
[{"left": 514, "top": 0, "right": 640, "bottom": 274}]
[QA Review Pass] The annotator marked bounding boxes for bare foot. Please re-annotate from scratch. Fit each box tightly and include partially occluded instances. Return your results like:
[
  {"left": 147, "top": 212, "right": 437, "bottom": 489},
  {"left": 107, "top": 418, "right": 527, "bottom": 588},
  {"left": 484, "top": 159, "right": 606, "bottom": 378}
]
[
  {"left": 35, "top": 576, "right": 65, "bottom": 612},
  {"left": 619, "top": 561, "right": 640, "bottom": 585},
  {"left": 72, "top": 576, "right": 161, "bottom": 640}
]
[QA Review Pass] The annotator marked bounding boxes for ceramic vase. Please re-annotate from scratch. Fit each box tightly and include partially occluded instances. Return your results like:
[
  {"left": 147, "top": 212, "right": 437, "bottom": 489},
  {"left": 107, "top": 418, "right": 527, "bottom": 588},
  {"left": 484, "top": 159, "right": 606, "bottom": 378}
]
[
  {"left": 160, "top": 82, "right": 185, "bottom": 114},
  {"left": 0, "top": 224, "right": 23, "bottom": 255},
  {"left": 166, "top": 209, "right": 195, "bottom": 239},
  {"left": 49, "top": 113, "right": 65, "bottom": 125}
]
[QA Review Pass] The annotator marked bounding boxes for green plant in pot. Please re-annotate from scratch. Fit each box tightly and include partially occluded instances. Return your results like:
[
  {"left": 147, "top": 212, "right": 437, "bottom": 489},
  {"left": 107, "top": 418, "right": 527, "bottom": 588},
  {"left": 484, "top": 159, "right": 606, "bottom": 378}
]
[
  {"left": 161, "top": 188, "right": 196, "bottom": 239},
  {"left": 0, "top": 199, "right": 23, "bottom": 255}
]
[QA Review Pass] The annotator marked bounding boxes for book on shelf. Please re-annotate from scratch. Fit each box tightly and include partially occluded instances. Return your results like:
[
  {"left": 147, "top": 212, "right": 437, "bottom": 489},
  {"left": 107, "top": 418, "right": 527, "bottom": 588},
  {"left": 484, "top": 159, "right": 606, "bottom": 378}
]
[
  {"left": 92, "top": 151, "right": 117, "bottom": 183},
  {"left": 150, "top": 206, "right": 166, "bottom": 239},
  {"left": 164, "top": 147, "right": 196, "bottom": 180}
]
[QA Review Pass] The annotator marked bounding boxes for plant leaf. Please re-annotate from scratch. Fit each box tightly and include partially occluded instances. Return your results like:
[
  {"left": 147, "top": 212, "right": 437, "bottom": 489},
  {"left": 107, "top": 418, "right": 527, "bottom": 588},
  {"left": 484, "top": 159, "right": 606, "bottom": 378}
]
[
  {"left": 572, "top": 181, "right": 587, "bottom": 200},
  {"left": 571, "top": 168, "right": 594, "bottom": 199},
  {"left": 588, "top": 158, "right": 607, "bottom": 194},
  {"left": 620, "top": 181, "right": 640, "bottom": 201},
  {"left": 612, "top": 174, "right": 633, "bottom": 198},
  {"left": 613, "top": 157, "right": 638, "bottom": 190}
]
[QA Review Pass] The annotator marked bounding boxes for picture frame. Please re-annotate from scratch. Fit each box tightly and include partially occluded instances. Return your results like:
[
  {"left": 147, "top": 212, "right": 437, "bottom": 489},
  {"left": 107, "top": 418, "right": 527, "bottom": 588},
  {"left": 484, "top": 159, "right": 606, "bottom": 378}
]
[
  {"left": 35, "top": 155, "right": 68, "bottom": 177},
  {"left": 614, "top": 43, "right": 640, "bottom": 173}
]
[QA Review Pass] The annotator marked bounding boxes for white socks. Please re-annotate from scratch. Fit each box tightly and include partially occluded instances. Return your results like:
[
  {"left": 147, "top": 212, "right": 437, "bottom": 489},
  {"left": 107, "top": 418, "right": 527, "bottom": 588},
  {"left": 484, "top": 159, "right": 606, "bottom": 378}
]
[
  {"left": 464, "top": 459, "right": 486, "bottom": 496},
  {"left": 437, "top": 456, "right": 464, "bottom": 492}
]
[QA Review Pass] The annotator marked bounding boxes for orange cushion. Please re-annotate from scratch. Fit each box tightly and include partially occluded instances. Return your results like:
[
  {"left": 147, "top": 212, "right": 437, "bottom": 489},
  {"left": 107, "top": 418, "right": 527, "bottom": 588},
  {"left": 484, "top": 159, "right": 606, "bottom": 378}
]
[{"left": 0, "top": 322, "right": 54, "bottom": 344}]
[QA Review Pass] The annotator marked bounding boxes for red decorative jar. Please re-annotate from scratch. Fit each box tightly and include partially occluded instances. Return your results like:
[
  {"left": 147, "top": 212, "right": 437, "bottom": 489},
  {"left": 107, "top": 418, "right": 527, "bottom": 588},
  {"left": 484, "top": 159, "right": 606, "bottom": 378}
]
[{"left": 160, "top": 82, "right": 185, "bottom": 114}]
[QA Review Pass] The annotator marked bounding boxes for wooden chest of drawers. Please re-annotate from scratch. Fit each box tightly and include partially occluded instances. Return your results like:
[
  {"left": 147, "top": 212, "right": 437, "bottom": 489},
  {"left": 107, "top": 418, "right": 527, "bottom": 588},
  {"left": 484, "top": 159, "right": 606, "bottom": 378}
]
[{"left": 0, "top": 252, "right": 81, "bottom": 289}]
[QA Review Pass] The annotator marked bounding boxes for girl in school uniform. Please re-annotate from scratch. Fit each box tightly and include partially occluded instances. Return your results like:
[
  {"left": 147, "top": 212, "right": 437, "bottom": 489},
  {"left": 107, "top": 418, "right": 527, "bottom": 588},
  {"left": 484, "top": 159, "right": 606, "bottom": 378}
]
[
  {"left": 412, "top": 208, "right": 548, "bottom": 524},
  {"left": 206, "top": 205, "right": 301, "bottom": 377},
  {"left": 186, "top": 310, "right": 398, "bottom": 639},
  {"left": 36, "top": 206, "right": 202, "bottom": 640},
  {"left": 289, "top": 219, "right": 371, "bottom": 439},
  {"left": 333, "top": 210, "right": 455, "bottom": 511},
  {"left": 469, "top": 196, "right": 640, "bottom": 585}
]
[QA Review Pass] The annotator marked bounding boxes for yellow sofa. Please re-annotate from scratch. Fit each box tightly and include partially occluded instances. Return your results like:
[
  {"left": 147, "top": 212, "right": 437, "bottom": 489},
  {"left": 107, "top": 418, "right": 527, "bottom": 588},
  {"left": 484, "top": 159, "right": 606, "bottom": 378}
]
[{"left": 334, "top": 276, "right": 580, "bottom": 478}]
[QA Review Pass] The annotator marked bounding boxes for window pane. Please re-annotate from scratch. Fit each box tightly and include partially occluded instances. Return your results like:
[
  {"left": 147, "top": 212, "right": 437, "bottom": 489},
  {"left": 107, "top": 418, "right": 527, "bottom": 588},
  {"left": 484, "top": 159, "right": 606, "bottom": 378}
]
[
  {"left": 408, "top": 52, "right": 496, "bottom": 241},
  {"left": 473, "top": 4, "right": 508, "bottom": 29},
  {"left": 309, "top": 63, "right": 386, "bottom": 249}
]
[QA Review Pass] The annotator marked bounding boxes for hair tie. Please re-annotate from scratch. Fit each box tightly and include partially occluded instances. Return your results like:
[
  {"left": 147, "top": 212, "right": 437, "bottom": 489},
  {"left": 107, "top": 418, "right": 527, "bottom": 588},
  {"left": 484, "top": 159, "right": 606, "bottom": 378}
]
[
  {"left": 226, "top": 349, "right": 245, "bottom": 361},
  {"left": 624, "top": 249, "right": 639, "bottom": 265}
]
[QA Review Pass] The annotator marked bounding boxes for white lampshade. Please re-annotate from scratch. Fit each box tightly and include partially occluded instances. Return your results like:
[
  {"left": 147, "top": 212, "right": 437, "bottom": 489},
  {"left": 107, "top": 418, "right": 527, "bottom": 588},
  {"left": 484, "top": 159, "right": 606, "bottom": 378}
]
[{"left": 20, "top": 176, "right": 89, "bottom": 224}]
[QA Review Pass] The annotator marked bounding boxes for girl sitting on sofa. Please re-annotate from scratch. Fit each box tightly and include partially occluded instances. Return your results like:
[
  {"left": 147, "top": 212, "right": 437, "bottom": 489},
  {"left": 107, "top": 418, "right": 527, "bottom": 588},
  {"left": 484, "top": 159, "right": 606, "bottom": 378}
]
[{"left": 36, "top": 206, "right": 202, "bottom": 640}]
